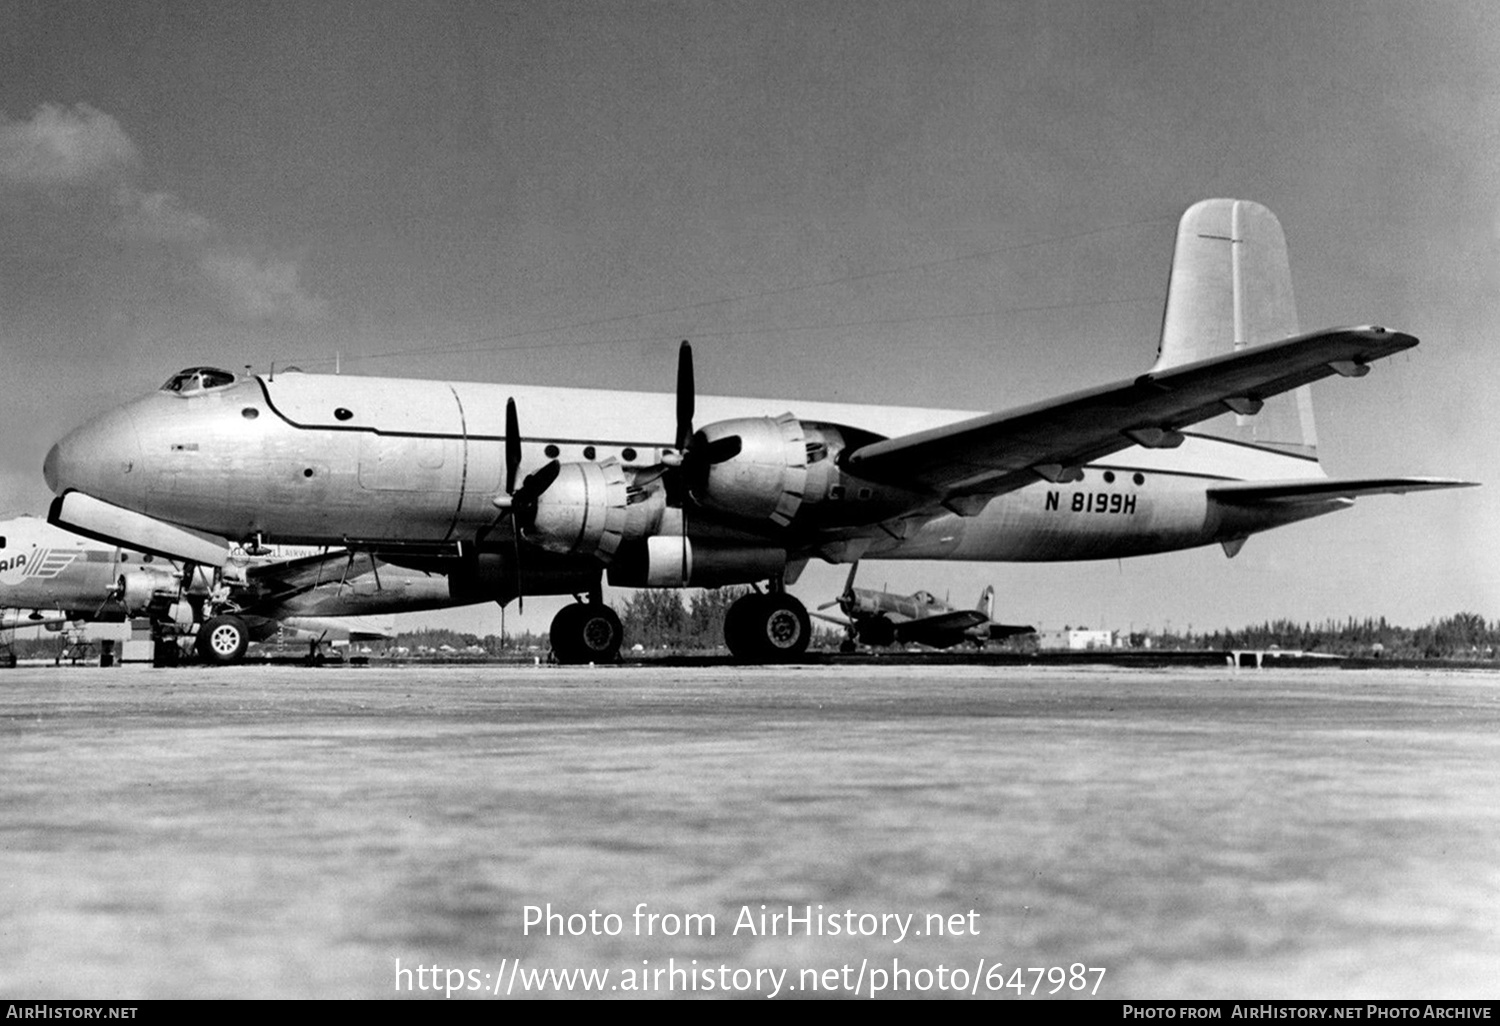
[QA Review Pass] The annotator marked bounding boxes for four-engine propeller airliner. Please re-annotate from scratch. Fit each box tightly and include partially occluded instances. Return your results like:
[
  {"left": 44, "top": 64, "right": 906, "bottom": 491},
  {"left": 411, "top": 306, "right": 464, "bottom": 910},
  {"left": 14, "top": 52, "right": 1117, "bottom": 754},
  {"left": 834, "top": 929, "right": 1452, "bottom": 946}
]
[
  {"left": 41, "top": 200, "right": 1474, "bottom": 663},
  {"left": 0, "top": 514, "right": 445, "bottom": 663}
]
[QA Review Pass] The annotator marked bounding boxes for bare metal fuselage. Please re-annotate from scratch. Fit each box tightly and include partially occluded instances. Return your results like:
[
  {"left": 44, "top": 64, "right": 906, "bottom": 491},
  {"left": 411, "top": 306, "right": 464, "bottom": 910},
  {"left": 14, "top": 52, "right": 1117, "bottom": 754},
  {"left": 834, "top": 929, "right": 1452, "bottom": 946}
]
[{"left": 45, "top": 371, "right": 1338, "bottom": 574}]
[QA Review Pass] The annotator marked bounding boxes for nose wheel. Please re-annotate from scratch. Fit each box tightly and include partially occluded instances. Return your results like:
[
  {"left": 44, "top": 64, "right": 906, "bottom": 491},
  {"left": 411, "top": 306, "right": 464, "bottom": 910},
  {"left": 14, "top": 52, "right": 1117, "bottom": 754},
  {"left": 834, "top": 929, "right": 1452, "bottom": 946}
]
[
  {"left": 196, "top": 614, "right": 250, "bottom": 665},
  {"left": 724, "top": 592, "right": 811, "bottom": 663}
]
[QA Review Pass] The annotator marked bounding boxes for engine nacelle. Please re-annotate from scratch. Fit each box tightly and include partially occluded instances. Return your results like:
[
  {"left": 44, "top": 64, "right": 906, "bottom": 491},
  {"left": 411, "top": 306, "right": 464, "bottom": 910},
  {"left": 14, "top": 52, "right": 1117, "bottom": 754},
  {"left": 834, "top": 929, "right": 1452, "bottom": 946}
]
[
  {"left": 528, "top": 459, "right": 665, "bottom": 561},
  {"left": 689, "top": 415, "right": 925, "bottom": 531},
  {"left": 607, "top": 536, "right": 786, "bottom": 588},
  {"left": 116, "top": 568, "right": 181, "bottom": 615},
  {"left": 691, "top": 414, "right": 808, "bottom": 526}
]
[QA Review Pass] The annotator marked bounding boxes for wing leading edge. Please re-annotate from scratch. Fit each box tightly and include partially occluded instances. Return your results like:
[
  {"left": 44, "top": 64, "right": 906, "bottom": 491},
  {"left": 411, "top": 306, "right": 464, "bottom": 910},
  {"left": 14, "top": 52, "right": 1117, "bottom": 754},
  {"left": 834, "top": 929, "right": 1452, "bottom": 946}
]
[{"left": 843, "top": 326, "right": 1418, "bottom": 507}]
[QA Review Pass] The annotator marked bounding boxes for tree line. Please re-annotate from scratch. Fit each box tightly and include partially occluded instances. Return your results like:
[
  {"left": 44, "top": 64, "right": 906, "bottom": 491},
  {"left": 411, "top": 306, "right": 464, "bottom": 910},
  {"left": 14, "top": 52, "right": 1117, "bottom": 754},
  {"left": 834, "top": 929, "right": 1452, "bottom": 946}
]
[{"left": 1150, "top": 612, "right": 1496, "bottom": 660}]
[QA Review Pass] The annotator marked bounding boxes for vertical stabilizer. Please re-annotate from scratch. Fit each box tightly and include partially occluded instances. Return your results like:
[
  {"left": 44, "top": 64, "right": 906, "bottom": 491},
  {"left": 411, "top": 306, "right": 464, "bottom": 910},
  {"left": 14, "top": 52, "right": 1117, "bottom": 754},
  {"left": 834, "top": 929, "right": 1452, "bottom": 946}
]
[
  {"left": 1152, "top": 199, "right": 1318, "bottom": 460},
  {"left": 977, "top": 585, "right": 994, "bottom": 619}
]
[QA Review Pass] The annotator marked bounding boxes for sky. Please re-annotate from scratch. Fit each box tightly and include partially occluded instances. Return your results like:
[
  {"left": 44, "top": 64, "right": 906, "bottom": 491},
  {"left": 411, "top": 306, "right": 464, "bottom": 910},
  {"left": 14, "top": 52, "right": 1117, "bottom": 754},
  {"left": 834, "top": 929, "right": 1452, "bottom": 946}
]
[{"left": 2, "top": 0, "right": 1497, "bottom": 639}]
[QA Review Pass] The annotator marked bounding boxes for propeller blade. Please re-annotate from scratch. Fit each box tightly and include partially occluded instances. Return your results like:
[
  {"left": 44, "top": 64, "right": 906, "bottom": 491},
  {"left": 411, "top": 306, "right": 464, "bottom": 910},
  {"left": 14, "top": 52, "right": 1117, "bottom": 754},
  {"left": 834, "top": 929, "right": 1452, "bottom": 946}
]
[
  {"left": 701, "top": 434, "right": 742, "bottom": 465},
  {"left": 512, "top": 530, "right": 523, "bottom": 615},
  {"left": 675, "top": 340, "right": 694, "bottom": 452},
  {"left": 515, "top": 459, "right": 561, "bottom": 506},
  {"left": 505, "top": 397, "right": 521, "bottom": 496},
  {"left": 843, "top": 561, "right": 860, "bottom": 599}
]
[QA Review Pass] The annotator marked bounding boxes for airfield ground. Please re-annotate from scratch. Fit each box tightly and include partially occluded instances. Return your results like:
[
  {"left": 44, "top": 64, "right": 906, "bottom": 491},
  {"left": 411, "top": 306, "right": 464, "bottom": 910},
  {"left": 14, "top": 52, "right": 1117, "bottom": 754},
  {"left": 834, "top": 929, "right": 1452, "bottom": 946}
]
[{"left": 2, "top": 662, "right": 1497, "bottom": 999}]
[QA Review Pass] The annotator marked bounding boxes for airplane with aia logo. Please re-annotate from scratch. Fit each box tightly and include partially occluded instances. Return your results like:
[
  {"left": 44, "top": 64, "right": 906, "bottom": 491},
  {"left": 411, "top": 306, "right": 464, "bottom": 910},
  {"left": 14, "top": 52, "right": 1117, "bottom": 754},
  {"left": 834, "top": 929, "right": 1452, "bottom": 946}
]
[{"left": 0, "top": 515, "right": 447, "bottom": 664}]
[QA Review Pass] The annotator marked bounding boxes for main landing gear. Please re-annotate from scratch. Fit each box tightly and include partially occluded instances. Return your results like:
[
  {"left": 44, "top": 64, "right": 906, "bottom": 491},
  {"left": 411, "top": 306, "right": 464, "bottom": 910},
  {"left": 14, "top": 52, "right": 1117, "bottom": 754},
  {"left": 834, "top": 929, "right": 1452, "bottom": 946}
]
[
  {"left": 549, "top": 600, "right": 624, "bottom": 665},
  {"left": 545, "top": 584, "right": 813, "bottom": 665},
  {"left": 724, "top": 589, "right": 811, "bottom": 663}
]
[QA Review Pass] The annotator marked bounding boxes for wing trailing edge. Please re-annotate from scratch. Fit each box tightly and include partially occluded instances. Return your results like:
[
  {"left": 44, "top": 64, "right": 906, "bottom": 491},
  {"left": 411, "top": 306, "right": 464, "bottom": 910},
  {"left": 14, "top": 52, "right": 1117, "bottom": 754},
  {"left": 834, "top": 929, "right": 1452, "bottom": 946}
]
[
  {"left": 1207, "top": 477, "right": 1476, "bottom": 505},
  {"left": 844, "top": 326, "right": 1421, "bottom": 501}
]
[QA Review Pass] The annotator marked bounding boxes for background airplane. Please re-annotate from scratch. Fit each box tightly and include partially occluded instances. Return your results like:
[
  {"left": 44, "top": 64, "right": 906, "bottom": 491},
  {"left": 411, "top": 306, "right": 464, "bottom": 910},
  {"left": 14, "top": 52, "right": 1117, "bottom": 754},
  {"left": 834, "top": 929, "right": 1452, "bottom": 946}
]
[
  {"left": 41, "top": 200, "right": 1474, "bottom": 664},
  {"left": 0, "top": 514, "right": 449, "bottom": 664},
  {"left": 813, "top": 562, "right": 1034, "bottom": 652}
]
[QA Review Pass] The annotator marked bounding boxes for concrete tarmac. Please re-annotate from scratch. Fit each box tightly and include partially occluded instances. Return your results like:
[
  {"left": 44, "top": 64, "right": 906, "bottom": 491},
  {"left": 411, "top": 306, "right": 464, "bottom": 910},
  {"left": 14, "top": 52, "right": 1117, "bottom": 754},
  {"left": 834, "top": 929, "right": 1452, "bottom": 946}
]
[{"left": 2, "top": 662, "right": 1497, "bottom": 999}]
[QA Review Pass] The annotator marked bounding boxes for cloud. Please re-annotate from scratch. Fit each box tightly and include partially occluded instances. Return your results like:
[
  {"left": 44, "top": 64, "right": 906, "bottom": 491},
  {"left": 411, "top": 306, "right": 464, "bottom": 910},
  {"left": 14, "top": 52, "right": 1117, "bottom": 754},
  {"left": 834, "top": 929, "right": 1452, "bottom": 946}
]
[
  {"left": 112, "top": 186, "right": 216, "bottom": 244},
  {"left": 4, "top": 101, "right": 328, "bottom": 323},
  {"left": 0, "top": 103, "right": 139, "bottom": 188},
  {"left": 198, "top": 249, "right": 329, "bottom": 323}
]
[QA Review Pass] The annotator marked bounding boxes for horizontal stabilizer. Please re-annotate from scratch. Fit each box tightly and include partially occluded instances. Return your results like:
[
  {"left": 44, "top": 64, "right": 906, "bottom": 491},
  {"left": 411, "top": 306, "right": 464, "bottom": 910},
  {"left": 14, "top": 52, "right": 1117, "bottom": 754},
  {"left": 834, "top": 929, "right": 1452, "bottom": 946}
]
[
  {"left": 987, "top": 623, "right": 1036, "bottom": 640},
  {"left": 1208, "top": 477, "right": 1477, "bottom": 505}
]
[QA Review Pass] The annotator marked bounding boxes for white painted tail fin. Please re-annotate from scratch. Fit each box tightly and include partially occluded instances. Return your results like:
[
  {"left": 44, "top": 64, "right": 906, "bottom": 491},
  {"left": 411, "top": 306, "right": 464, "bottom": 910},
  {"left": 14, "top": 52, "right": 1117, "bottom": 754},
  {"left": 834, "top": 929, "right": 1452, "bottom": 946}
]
[
  {"left": 1152, "top": 199, "right": 1318, "bottom": 461},
  {"left": 977, "top": 585, "right": 994, "bottom": 620}
]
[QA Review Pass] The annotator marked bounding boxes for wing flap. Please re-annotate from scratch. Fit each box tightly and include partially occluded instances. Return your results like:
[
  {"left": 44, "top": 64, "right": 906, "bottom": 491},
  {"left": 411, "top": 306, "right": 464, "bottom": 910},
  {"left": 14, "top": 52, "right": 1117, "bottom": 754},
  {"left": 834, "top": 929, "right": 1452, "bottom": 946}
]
[{"left": 843, "top": 326, "right": 1417, "bottom": 500}]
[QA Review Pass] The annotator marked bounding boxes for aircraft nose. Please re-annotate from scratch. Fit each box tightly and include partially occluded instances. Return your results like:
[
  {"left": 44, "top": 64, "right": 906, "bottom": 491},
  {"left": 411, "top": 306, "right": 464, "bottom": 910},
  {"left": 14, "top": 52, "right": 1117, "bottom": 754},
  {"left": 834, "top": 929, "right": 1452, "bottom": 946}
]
[{"left": 43, "top": 405, "right": 145, "bottom": 505}]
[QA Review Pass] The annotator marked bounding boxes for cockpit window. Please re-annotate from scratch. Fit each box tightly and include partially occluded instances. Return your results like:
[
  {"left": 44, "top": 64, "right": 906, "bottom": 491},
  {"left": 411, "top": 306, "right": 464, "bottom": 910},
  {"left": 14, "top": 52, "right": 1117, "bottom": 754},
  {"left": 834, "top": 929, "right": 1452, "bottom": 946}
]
[{"left": 160, "top": 367, "right": 237, "bottom": 394}]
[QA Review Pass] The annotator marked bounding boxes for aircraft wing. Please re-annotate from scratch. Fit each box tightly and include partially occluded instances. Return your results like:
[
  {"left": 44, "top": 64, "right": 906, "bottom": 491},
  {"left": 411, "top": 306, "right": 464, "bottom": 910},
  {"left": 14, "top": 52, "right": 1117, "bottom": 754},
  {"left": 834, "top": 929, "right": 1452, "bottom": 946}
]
[
  {"left": 1207, "top": 477, "right": 1477, "bottom": 505},
  {"left": 892, "top": 609, "right": 991, "bottom": 647},
  {"left": 235, "top": 551, "right": 368, "bottom": 609},
  {"left": 278, "top": 615, "right": 397, "bottom": 643},
  {"left": 843, "top": 327, "right": 1419, "bottom": 506}
]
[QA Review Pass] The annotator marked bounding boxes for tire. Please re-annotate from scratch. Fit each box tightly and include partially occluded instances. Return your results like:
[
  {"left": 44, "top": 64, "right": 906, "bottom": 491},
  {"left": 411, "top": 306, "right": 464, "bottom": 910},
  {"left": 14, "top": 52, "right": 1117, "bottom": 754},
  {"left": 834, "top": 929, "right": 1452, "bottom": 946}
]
[
  {"left": 550, "top": 603, "right": 623, "bottom": 664},
  {"left": 724, "top": 593, "right": 768, "bottom": 661},
  {"left": 725, "top": 593, "right": 810, "bottom": 663},
  {"left": 858, "top": 615, "right": 896, "bottom": 648},
  {"left": 759, "top": 594, "right": 811, "bottom": 662},
  {"left": 196, "top": 615, "right": 249, "bottom": 665},
  {"left": 574, "top": 604, "right": 623, "bottom": 663},
  {"left": 549, "top": 604, "right": 583, "bottom": 664}
]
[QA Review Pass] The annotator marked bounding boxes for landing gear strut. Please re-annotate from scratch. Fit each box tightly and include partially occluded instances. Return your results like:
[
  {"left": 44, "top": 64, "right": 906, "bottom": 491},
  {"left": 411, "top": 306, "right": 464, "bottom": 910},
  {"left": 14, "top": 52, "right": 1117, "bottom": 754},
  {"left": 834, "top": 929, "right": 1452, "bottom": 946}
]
[{"left": 724, "top": 589, "right": 811, "bottom": 663}]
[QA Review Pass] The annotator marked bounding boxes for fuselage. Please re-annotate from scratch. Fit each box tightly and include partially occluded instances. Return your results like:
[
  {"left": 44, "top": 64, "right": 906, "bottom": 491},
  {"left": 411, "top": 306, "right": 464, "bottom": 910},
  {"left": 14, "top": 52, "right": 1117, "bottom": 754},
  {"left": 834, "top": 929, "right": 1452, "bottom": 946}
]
[
  {"left": 44, "top": 368, "right": 1337, "bottom": 572},
  {"left": 0, "top": 516, "right": 159, "bottom": 620}
]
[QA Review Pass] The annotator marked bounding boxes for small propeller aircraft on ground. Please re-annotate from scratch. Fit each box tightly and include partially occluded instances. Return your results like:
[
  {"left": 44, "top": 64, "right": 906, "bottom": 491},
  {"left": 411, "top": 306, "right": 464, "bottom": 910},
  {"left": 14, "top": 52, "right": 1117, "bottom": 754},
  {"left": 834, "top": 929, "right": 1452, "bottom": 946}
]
[
  {"left": 812, "top": 562, "right": 1034, "bottom": 652},
  {"left": 0, "top": 514, "right": 443, "bottom": 664},
  {"left": 41, "top": 200, "right": 1475, "bottom": 663}
]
